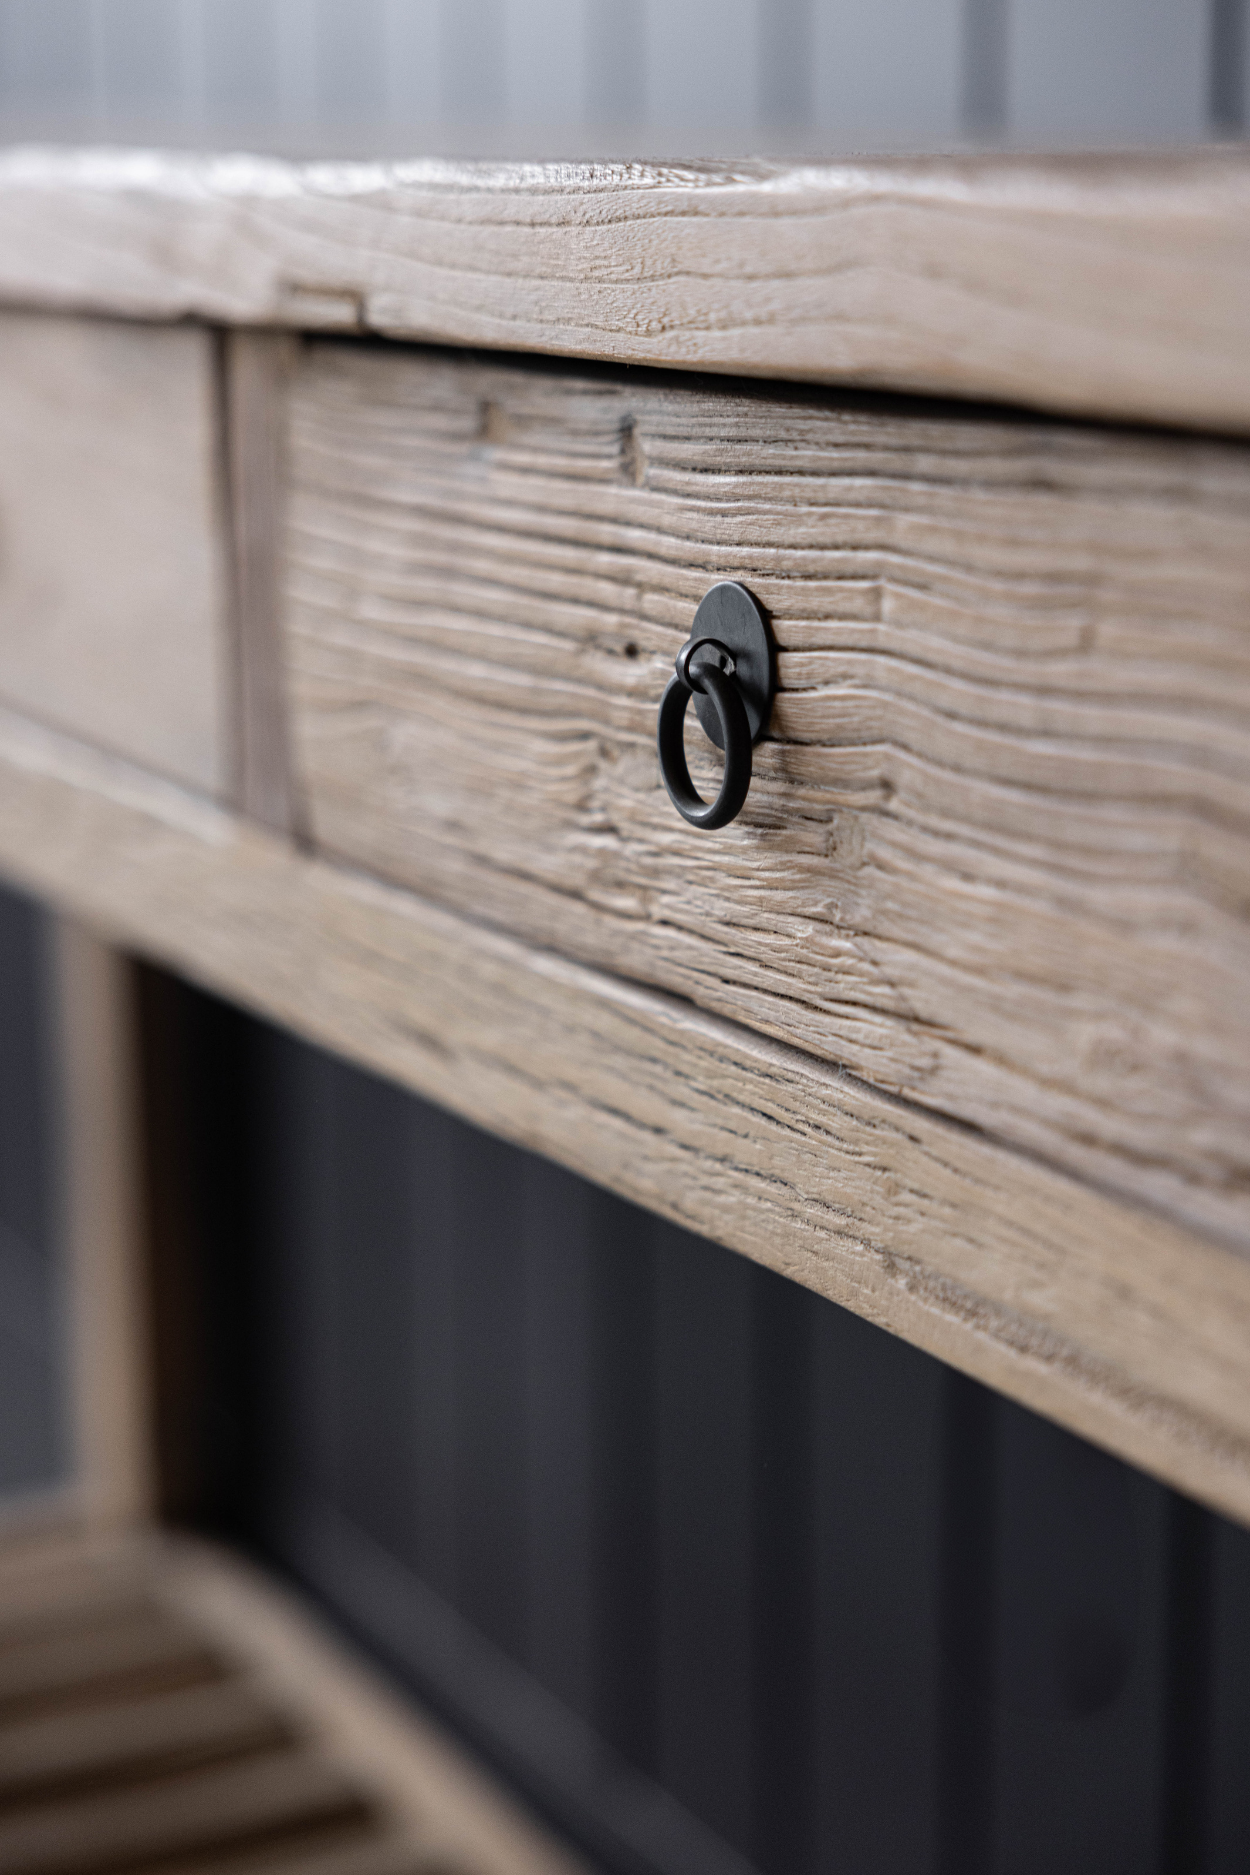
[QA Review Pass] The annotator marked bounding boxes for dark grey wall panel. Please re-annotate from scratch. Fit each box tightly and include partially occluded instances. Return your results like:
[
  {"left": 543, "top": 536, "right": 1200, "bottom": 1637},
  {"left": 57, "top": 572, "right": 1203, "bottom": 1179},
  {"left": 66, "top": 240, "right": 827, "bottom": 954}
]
[
  {"left": 811, "top": 1298, "right": 945, "bottom": 1874},
  {"left": 984, "top": 1405, "right": 1171, "bottom": 1873},
  {"left": 653, "top": 1226, "right": 755, "bottom": 1853},
  {"left": 812, "top": 0, "right": 964, "bottom": 143},
  {"left": 1008, "top": 0, "right": 1211, "bottom": 141},
  {"left": 0, "top": 883, "right": 64, "bottom": 1500}
]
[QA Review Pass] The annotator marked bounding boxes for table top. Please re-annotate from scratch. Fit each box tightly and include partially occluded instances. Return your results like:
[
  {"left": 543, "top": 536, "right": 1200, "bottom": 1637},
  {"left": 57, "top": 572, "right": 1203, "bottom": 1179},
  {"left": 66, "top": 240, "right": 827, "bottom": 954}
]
[{"left": 0, "top": 143, "right": 1248, "bottom": 432}]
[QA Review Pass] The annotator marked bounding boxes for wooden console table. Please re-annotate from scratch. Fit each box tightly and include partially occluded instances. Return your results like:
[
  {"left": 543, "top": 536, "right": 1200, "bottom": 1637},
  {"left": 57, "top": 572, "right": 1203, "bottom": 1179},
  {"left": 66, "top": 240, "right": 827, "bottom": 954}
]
[{"left": 0, "top": 146, "right": 1248, "bottom": 1523}]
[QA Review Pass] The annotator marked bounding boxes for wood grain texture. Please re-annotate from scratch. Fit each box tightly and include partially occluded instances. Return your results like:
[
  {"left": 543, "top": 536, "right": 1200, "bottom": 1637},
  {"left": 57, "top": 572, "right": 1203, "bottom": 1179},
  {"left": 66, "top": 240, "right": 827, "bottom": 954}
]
[
  {"left": 282, "top": 346, "right": 1250, "bottom": 1249},
  {"left": 0, "top": 706, "right": 1249, "bottom": 1523},
  {"left": 0, "top": 148, "right": 1248, "bottom": 431},
  {"left": 0, "top": 311, "right": 229, "bottom": 793},
  {"left": 52, "top": 921, "right": 155, "bottom": 1532},
  {"left": 0, "top": 1528, "right": 589, "bottom": 1875},
  {"left": 226, "top": 329, "right": 302, "bottom": 831}
]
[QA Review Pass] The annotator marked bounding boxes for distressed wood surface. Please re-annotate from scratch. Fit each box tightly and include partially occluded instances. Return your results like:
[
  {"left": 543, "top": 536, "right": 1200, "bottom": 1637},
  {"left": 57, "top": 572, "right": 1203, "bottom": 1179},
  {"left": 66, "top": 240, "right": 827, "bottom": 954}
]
[
  {"left": 281, "top": 346, "right": 1250, "bottom": 1249},
  {"left": 0, "top": 148, "right": 1249, "bottom": 431},
  {"left": 225, "top": 329, "right": 301, "bottom": 831},
  {"left": 1, "top": 707, "right": 1250, "bottom": 1524},
  {"left": 0, "top": 311, "right": 229, "bottom": 794}
]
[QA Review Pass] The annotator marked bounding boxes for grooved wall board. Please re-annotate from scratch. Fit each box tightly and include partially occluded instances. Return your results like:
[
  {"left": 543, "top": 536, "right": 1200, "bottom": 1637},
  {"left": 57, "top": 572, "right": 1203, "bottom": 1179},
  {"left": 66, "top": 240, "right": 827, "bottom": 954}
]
[
  {"left": 281, "top": 345, "right": 1250, "bottom": 1249},
  {"left": 0, "top": 311, "right": 229, "bottom": 794},
  {"left": 0, "top": 1529, "right": 586, "bottom": 1875},
  {"left": 0, "top": 147, "right": 1249, "bottom": 432},
  {"left": 0, "top": 705, "right": 1249, "bottom": 1525}
]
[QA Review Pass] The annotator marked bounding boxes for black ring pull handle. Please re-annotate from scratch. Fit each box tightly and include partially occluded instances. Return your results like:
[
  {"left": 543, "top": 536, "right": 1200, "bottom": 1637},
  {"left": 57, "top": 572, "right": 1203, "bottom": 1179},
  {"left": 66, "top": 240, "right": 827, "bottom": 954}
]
[{"left": 656, "top": 582, "right": 775, "bottom": 831}]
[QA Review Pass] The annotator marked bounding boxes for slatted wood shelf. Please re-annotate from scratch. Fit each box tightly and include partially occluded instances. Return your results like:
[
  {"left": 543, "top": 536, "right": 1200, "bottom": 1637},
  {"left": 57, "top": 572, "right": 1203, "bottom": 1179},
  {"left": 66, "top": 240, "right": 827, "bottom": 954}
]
[{"left": 0, "top": 1530, "right": 587, "bottom": 1875}]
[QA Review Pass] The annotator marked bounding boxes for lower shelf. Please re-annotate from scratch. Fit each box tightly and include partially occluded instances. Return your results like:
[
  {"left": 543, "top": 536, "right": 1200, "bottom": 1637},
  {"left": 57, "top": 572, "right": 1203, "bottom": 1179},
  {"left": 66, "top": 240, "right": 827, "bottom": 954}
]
[{"left": 0, "top": 1526, "right": 588, "bottom": 1875}]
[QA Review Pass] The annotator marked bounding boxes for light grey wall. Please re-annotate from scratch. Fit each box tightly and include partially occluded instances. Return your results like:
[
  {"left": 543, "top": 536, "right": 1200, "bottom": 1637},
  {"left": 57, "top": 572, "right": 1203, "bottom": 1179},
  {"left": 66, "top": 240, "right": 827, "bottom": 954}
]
[{"left": 0, "top": 0, "right": 1243, "bottom": 155}]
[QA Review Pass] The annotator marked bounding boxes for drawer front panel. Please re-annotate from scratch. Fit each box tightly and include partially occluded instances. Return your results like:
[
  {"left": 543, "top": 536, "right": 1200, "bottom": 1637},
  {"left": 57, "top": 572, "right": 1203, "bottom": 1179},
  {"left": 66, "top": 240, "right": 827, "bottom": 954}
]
[
  {"left": 0, "top": 313, "right": 229, "bottom": 795},
  {"left": 282, "top": 345, "right": 1250, "bottom": 1246}
]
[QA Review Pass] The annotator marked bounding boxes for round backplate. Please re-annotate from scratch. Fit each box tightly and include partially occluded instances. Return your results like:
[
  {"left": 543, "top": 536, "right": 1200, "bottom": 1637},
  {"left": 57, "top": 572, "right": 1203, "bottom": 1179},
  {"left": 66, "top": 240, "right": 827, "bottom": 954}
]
[{"left": 686, "top": 582, "right": 775, "bottom": 751}]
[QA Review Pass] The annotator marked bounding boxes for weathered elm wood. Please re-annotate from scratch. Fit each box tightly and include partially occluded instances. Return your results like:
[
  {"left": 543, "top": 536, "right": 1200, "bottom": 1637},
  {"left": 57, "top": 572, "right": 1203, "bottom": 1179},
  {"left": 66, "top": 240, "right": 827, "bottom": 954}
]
[
  {"left": 0, "top": 311, "right": 229, "bottom": 794},
  {"left": 280, "top": 346, "right": 1250, "bottom": 1248},
  {"left": 225, "top": 329, "right": 302, "bottom": 831},
  {"left": 0, "top": 148, "right": 1249, "bottom": 432},
  {"left": 1, "top": 707, "right": 1249, "bottom": 1524}
]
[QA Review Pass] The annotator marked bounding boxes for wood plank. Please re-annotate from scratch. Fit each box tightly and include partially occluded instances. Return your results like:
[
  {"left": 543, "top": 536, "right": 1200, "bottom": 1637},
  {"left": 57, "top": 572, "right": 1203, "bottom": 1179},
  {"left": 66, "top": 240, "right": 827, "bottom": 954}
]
[
  {"left": 0, "top": 1677, "right": 282, "bottom": 1799},
  {"left": 225, "top": 329, "right": 302, "bottom": 832},
  {"left": 0, "top": 1745, "right": 365, "bottom": 1875},
  {"left": 0, "top": 1528, "right": 585, "bottom": 1875},
  {"left": 162, "top": 1539, "right": 593, "bottom": 1875},
  {"left": 0, "top": 148, "right": 1248, "bottom": 432},
  {"left": 282, "top": 346, "right": 1250, "bottom": 1249},
  {"left": 52, "top": 922, "right": 155, "bottom": 1532},
  {"left": 0, "top": 1609, "right": 217, "bottom": 1714},
  {"left": 0, "top": 311, "right": 230, "bottom": 794},
  {"left": 185, "top": 1836, "right": 425, "bottom": 1875},
  {"left": 0, "top": 708, "right": 1249, "bottom": 1524}
]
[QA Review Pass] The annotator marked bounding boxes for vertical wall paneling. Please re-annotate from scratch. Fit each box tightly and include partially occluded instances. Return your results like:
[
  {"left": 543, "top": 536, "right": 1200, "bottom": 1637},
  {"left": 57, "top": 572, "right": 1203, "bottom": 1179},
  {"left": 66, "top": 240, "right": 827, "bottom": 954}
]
[
  {"left": 439, "top": 0, "right": 506, "bottom": 126},
  {"left": 329, "top": 1060, "right": 425, "bottom": 1569},
  {"left": 936, "top": 1374, "right": 995, "bottom": 1875},
  {"left": 811, "top": 0, "right": 963, "bottom": 144},
  {"left": 271, "top": 1037, "right": 345, "bottom": 1533},
  {"left": 811, "top": 1306, "right": 945, "bottom": 1875},
  {"left": 756, "top": 0, "right": 811, "bottom": 132},
  {"left": 1210, "top": 0, "right": 1248, "bottom": 130},
  {"left": 402, "top": 1090, "right": 461, "bottom": 1608},
  {"left": 1, "top": 0, "right": 1244, "bottom": 145},
  {"left": 962, "top": 0, "right": 1008, "bottom": 135},
  {"left": 644, "top": 0, "right": 757, "bottom": 133},
  {"left": 1162, "top": 1495, "right": 1216, "bottom": 1870},
  {"left": 1206, "top": 1519, "right": 1250, "bottom": 1869},
  {"left": 0, "top": 0, "right": 94, "bottom": 117},
  {"left": 1008, "top": 0, "right": 1211, "bottom": 142},
  {"left": 504, "top": 0, "right": 586, "bottom": 133},
  {"left": 652, "top": 1224, "right": 755, "bottom": 1855},
  {"left": 382, "top": 0, "right": 440, "bottom": 130},
  {"left": 749, "top": 1268, "right": 813, "bottom": 1875},
  {"left": 313, "top": 0, "right": 389, "bottom": 125},
  {"left": 94, "top": 0, "right": 182, "bottom": 121},
  {"left": 452, "top": 1123, "right": 530, "bottom": 1663},
  {"left": 583, "top": 0, "right": 646, "bottom": 128},
  {"left": 588, "top": 1187, "right": 659, "bottom": 1777},
  {"left": 201, "top": 0, "right": 278, "bottom": 132},
  {"left": 273, "top": 0, "right": 318, "bottom": 132},
  {"left": 984, "top": 1405, "right": 1171, "bottom": 1873},
  {"left": 0, "top": 886, "right": 63, "bottom": 1504},
  {"left": 520, "top": 1157, "right": 596, "bottom": 1720}
]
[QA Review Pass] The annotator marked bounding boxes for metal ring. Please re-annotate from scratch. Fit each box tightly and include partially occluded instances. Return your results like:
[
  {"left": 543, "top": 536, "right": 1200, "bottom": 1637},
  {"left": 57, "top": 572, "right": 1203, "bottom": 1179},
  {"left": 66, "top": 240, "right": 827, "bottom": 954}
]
[
  {"left": 675, "top": 636, "right": 735, "bottom": 693},
  {"left": 657, "top": 662, "right": 752, "bottom": 830}
]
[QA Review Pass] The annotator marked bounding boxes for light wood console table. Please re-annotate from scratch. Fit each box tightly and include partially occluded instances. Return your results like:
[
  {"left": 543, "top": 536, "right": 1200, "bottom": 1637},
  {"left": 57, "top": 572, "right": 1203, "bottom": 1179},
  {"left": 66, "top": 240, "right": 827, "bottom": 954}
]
[{"left": 0, "top": 145, "right": 1248, "bottom": 1527}]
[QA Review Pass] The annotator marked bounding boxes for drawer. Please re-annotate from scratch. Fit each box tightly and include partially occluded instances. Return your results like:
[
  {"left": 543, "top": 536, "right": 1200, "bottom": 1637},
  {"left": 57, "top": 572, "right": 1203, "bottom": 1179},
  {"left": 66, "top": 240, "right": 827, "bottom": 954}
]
[{"left": 281, "top": 343, "right": 1250, "bottom": 1247}]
